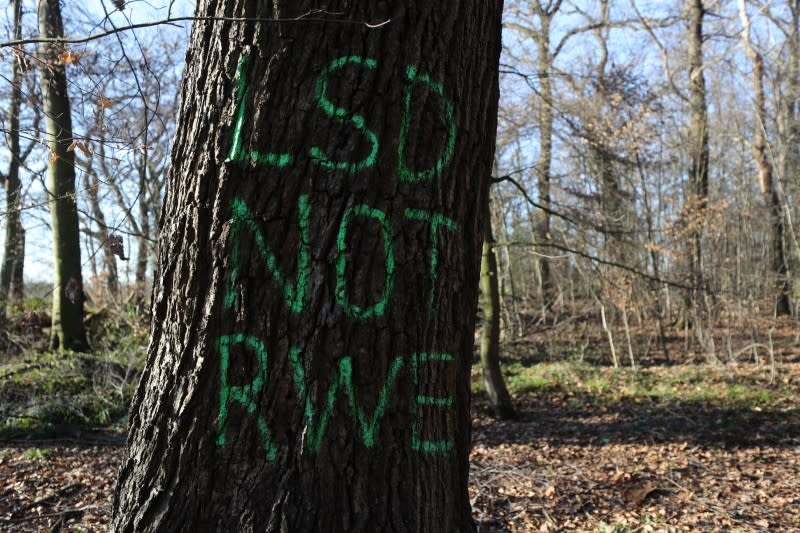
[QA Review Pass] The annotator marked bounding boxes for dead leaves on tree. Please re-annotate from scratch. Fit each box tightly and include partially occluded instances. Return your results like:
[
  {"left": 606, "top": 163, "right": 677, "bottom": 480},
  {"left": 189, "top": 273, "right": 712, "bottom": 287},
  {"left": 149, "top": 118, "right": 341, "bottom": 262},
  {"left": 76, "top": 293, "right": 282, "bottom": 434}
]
[
  {"left": 108, "top": 235, "right": 128, "bottom": 261},
  {"left": 57, "top": 51, "right": 78, "bottom": 65},
  {"left": 66, "top": 139, "right": 91, "bottom": 156}
]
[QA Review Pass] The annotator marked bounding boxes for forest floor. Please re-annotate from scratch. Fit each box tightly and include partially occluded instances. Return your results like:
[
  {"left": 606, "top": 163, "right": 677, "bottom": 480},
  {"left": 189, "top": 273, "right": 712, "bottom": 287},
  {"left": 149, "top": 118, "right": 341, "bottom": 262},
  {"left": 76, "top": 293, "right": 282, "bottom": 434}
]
[
  {"left": 1, "top": 313, "right": 799, "bottom": 531},
  {"left": 469, "top": 364, "right": 800, "bottom": 531},
  {"left": 1, "top": 361, "right": 797, "bottom": 532},
  {"left": 468, "top": 312, "right": 800, "bottom": 532}
]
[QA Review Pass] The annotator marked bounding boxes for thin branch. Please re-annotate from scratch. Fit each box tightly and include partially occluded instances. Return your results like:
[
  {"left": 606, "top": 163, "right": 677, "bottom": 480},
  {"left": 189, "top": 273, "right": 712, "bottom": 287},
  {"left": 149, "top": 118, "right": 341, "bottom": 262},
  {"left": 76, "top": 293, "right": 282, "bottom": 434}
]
[
  {"left": 0, "top": 506, "right": 98, "bottom": 525},
  {"left": 628, "top": 0, "right": 689, "bottom": 104},
  {"left": 0, "top": 14, "right": 392, "bottom": 48},
  {"left": 492, "top": 174, "right": 699, "bottom": 292},
  {"left": 499, "top": 238, "right": 694, "bottom": 292},
  {"left": 492, "top": 173, "right": 583, "bottom": 229}
]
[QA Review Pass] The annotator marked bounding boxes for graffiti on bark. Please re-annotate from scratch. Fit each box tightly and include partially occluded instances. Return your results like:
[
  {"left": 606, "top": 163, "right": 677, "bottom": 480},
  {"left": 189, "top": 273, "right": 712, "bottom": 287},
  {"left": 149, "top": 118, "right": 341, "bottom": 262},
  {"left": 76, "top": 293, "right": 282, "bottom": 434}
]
[
  {"left": 216, "top": 333, "right": 453, "bottom": 460},
  {"left": 310, "top": 55, "right": 380, "bottom": 174},
  {"left": 227, "top": 54, "right": 456, "bottom": 180},
  {"left": 217, "top": 53, "right": 460, "bottom": 458}
]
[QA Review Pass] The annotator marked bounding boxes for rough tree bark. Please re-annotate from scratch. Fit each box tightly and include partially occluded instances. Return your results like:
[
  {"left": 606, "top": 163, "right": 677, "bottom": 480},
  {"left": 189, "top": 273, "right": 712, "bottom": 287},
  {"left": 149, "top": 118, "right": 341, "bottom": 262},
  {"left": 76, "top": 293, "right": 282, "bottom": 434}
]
[
  {"left": 739, "top": 0, "right": 792, "bottom": 316},
  {"left": 38, "top": 0, "right": 89, "bottom": 351},
  {"left": 111, "top": 1, "right": 503, "bottom": 531}
]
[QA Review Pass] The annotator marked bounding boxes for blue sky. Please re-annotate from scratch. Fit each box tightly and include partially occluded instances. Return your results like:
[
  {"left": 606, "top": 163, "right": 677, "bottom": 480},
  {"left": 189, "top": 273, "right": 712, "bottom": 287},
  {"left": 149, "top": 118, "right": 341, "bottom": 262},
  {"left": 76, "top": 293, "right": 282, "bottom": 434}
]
[
  {"left": 0, "top": 0, "right": 193, "bottom": 283},
  {"left": 0, "top": 0, "right": 785, "bottom": 285}
]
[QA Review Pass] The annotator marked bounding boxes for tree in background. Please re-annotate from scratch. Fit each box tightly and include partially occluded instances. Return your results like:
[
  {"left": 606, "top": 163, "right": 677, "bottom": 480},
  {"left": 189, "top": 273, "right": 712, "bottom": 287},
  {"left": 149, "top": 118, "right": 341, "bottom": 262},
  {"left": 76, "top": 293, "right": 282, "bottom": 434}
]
[
  {"left": 0, "top": 0, "right": 28, "bottom": 317},
  {"left": 504, "top": 0, "right": 567, "bottom": 313},
  {"left": 38, "top": 0, "right": 88, "bottom": 351},
  {"left": 111, "top": 0, "right": 503, "bottom": 530},
  {"left": 739, "top": 0, "right": 792, "bottom": 316},
  {"left": 786, "top": 1, "right": 800, "bottom": 305},
  {"left": 682, "top": 0, "right": 710, "bottom": 326},
  {"left": 480, "top": 192, "right": 516, "bottom": 419},
  {"left": 774, "top": 0, "right": 800, "bottom": 309},
  {"left": 72, "top": 31, "right": 182, "bottom": 306}
]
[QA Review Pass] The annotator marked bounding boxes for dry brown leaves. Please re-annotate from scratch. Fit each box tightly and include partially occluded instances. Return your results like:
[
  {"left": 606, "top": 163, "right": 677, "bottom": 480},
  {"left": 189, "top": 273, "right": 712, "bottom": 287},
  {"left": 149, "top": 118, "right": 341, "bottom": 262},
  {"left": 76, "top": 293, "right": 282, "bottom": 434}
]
[
  {"left": 469, "top": 391, "right": 800, "bottom": 532},
  {"left": 0, "top": 444, "right": 123, "bottom": 532},
  {"left": 0, "top": 386, "right": 797, "bottom": 531}
]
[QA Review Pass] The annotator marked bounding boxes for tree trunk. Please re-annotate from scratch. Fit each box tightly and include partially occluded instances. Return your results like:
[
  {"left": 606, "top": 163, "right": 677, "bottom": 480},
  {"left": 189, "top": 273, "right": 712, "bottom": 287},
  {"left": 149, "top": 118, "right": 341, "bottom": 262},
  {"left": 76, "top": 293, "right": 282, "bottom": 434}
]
[
  {"left": 9, "top": 229, "right": 24, "bottom": 305},
  {"left": 785, "top": 0, "right": 800, "bottom": 305},
  {"left": 133, "top": 171, "right": 151, "bottom": 308},
  {"left": 134, "top": 106, "right": 151, "bottom": 308},
  {"left": 535, "top": 7, "right": 556, "bottom": 311},
  {"left": 682, "top": 0, "right": 710, "bottom": 325},
  {"left": 480, "top": 196, "right": 516, "bottom": 420},
  {"left": 82, "top": 160, "right": 120, "bottom": 301},
  {"left": 38, "top": 0, "right": 89, "bottom": 351},
  {"left": 0, "top": 0, "right": 24, "bottom": 317},
  {"left": 739, "top": 0, "right": 792, "bottom": 316},
  {"left": 111, "top": 1, "right": 503, "bottom": 531},
  {"left": 591, "top": 0, "right": 626, "bottom": 262}
]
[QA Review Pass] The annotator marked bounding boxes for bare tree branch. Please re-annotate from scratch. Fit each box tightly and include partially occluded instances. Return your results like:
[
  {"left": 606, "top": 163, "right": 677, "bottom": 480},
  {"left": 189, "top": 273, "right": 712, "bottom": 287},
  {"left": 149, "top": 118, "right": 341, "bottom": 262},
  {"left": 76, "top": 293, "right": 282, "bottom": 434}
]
[{"left": 0, "top": 14, "right": 392, "bottom": 48}]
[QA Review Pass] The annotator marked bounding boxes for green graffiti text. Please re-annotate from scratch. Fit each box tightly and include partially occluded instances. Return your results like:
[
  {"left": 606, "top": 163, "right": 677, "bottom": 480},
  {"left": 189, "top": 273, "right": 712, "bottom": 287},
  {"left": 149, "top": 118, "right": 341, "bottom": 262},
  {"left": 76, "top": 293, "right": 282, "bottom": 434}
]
[
  {"left": 309, "top": 56, "right": 380, "bottom": 174},
  {"left": 216, "top": 334, "right": 278, "bottom": 461},
  {"left": 404, "top": 209, "right": 458, "bottom": 317},
  {"left": 398, "top": 66, "right": 457, "bottom": 182},
  {"left": 224, "top": 195, "right": 310, "bottom": 314},
  {"left": 411, "top": 352, "right": 454, "bottom": 453},
  {"left": 336, "top": 204, "right": 395, "bottom": 319}
]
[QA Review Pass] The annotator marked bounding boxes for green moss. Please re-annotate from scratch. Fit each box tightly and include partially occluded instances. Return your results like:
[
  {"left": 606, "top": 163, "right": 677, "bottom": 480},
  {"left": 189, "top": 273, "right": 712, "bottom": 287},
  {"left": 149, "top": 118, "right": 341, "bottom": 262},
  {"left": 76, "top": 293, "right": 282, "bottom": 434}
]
[
  {"left": 0, "top": 313, "right": 146, "bottom": 438},
  {"left": 23, "top": 447, "right": 53, "bottom": 461}
]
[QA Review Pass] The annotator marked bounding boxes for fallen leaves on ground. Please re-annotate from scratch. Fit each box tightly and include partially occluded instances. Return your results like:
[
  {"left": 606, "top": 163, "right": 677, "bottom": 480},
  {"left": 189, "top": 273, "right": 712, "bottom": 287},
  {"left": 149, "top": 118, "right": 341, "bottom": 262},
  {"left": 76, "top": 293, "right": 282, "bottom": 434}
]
[
  {"left": 0, "top": 442, "right": 122, "bottom": 532},
  {"left": 0, "top": 368, "right": 798, "bottom": 531},
  {"left": 469, "top": 384, "right": 800, "bottom": 532}
]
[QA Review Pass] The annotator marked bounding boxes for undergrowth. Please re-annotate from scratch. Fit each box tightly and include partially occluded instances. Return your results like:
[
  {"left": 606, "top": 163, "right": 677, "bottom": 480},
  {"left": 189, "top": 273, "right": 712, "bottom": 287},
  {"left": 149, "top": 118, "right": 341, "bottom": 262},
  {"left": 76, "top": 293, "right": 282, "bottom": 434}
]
[
  {"left": 0, "top": 304, "right": 147, "bottom": 439},
  {"left": 472, "top": 359, "right": 800, "bottom": 412}
]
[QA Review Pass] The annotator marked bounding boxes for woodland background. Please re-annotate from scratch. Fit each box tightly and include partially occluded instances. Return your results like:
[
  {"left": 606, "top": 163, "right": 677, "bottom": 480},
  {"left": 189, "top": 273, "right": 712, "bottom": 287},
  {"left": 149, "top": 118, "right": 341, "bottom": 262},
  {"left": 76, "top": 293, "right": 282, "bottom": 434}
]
[{"left": 0, "top": 0, "right": 799, "bottom": 531}]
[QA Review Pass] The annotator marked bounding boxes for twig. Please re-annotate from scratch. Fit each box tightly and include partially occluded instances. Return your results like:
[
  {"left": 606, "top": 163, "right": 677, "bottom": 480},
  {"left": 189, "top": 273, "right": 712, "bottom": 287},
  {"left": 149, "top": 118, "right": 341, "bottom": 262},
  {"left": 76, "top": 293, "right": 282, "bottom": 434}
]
[
  {"left": 492, "top": 174, "right": 699, "bottom": 292},
  {"left": 0, "top": 363, "right": 44, "bottom": 380},
  {"left": 0, "top": 506, "right": 98, "bottom": 525},
  {"left": 0, "top": 15, "right": 392, "bottom": 48},
  {"left": 3, "top": 483, "right": 86, "bottom": 518},
  {"left": 730, "top": 343, "right": 770, "bottom": 361}
]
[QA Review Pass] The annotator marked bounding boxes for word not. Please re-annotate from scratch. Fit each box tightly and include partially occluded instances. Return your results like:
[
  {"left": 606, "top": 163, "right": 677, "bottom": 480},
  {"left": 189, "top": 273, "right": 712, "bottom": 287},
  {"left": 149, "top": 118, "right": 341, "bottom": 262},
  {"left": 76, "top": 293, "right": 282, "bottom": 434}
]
[
  {"left": 215, "top": 334, "right": 454, "bottom": 459},
  {"left": 224, "top": 196, "right": 457, "bottom": 319},
  {"left": 227, "top": 54, "right": 457, "bottom": 181}
]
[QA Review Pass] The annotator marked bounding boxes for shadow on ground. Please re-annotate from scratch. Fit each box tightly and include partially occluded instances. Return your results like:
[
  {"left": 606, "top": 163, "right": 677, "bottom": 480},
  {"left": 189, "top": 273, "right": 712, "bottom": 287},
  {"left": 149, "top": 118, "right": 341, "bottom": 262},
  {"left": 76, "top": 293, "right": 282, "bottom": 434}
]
[{"left": 473, "top": 388, "right": 800, "bottom": 449}]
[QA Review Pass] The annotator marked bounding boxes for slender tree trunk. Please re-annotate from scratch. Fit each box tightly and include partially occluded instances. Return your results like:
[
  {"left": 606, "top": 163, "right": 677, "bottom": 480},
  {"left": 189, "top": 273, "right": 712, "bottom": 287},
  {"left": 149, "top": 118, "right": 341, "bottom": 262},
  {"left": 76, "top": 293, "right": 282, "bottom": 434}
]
[
  {"left": 10, "top": 230, "right": 24, "bottom": 305},
  {"left": 785, "top": 1, "right": 800, "bottom": 304},
  {"left": 38, "top": 0, "right": 89, "bottom": 351},
  {"left": 134, "top": 106, "right": 151, "bottom": 308},
  {"left": 592, "top": 0, "right": 625, "bottom": 261},
  {"left": 535, "top": 11, "right": 556, "bottom": 311},
  {"left": 111, "top": 1, "right": 503, "bottom": 531},
  {"left": 636, "top": 155, "right": 670, "bottom": 362},
  {"left": 82, "top": 160, "right": 120, "bottom": 300},
  {"left": 134, "top": 168, "right": 150, "bottom": 307},
  {"left": 682, "top": 0, "right": 710, "bottom": 326},
  {"left": 0, "top": 0, "right": 24, "bottom": 317},
  {"left": 739, "top": 0, "right": 792, "bottom": 315},
  {"left": 499, "top": 208, "right": 522, "bottom": 337},
  {"left": 480, "top": 196, "right": 516, "bottom": 420}
]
